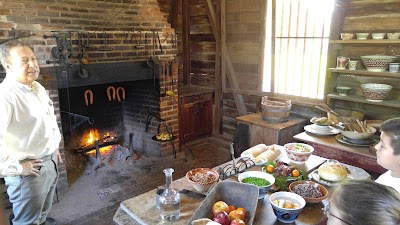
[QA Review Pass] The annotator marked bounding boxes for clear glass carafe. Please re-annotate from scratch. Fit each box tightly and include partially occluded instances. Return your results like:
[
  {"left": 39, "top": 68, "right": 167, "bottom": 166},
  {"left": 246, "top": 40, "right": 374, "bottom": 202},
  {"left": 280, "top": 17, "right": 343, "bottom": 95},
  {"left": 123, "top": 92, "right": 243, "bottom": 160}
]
[{"left": 159, "top": 168, "right": 181, "bottom": 220}]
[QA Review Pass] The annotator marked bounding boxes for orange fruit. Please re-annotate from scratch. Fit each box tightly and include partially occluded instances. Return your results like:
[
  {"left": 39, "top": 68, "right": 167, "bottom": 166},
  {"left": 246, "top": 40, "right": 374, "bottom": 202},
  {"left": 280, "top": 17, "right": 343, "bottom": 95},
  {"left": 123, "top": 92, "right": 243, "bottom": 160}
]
[
  {"left": 266, "top": 165, "right": 275, "bottom": 173},
  {"left": 292, "top": 169, "right": 300, "bottom": 177},
  {"left": 228, "top": 205, "right": 236, "bottom": 213},
  {"left": 229, "top": 209, "right": 245, "bottom": 221},
  {"left": 236, "top": 207, "right": 246, "bottom": 216}
]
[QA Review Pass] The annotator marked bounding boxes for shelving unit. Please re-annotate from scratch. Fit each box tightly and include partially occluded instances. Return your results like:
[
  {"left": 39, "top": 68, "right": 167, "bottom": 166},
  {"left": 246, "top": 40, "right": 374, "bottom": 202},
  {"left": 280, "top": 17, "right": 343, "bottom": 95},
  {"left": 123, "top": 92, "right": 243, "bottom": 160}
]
[
  {"left": 327, "top": 94, "right": 400, "bottom": 109},
  {"left": 328, "top": 68, "right": 400, "bottom": 78},
  {"left": 326, "top": 38, "right": 400, "bottom": 119}
]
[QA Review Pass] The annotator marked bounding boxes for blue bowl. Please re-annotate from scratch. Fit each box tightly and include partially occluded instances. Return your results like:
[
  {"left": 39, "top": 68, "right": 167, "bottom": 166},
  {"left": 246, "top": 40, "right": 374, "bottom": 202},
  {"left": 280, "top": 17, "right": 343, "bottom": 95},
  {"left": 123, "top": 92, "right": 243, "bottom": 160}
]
[{"left": 269, "top": 191, "right": 306, "bottom": 223}]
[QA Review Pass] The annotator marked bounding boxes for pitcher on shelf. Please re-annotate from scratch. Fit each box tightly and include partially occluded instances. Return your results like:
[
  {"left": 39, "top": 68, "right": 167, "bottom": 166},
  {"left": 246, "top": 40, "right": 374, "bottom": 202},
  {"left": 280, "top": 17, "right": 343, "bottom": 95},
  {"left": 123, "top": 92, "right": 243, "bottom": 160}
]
[{"left": 336, "top": 56, "right": 350, "bottom": 69}]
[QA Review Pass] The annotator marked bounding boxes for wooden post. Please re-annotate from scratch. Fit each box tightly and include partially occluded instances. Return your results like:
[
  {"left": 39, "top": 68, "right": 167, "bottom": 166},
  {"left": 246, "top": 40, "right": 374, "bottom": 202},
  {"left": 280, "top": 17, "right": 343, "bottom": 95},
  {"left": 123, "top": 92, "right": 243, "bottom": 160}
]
[{"left": 182, "top": 0, "right": 191, "bottom": 85}]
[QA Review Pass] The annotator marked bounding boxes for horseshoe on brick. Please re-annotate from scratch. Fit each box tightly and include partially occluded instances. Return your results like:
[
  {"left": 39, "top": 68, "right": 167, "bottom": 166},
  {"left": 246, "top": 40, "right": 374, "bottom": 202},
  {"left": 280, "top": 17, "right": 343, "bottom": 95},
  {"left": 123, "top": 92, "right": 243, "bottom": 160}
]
[
  {"left": 107, "top": 86, "right": 116, "bottom": 101},
  {"left": 84, "top": 90, "right": 93, "bottom": 106},
  {"left": 116, "top": 87, "right": 125, "bottom": 102}
]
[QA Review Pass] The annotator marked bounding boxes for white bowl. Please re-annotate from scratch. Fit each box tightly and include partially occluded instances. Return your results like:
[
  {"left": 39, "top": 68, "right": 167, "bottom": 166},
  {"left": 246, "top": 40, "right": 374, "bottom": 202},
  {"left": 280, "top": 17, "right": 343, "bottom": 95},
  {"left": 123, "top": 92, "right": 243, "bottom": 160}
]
[
  {"left": 336, "top": 86, "right": 351, "bottom": 96},
  {"left": 238, "top": 171, "right": 275, "bottom": 199},
  {"left": 284, "top": 143, "right": 314, "bottom": 164},
  {"left": 356, "top": 33, "right": 369, "bottom": 40},
  {"left": 341, "top": 126, "right": 376, "bottom": 140},
  {"left": 186, "top": 168, "right": 219, "bottom": 192},
  {"left": 387, "top": 33, "right": 400, "bottom": 39},
  {"left": 269, "top": 192, "right": 306, "bottom": 223},
  {"left": 360, "top": 55, "right": 397, "bottom": 72},
  {"left": 372, "top": 33, "right": 385, "bottom": 39},
  {"left": 361, "top": 83, "right": 392, "bottom": 102},
  {"left": 340, "top": 33, "right": 354, "bottom": 40}
]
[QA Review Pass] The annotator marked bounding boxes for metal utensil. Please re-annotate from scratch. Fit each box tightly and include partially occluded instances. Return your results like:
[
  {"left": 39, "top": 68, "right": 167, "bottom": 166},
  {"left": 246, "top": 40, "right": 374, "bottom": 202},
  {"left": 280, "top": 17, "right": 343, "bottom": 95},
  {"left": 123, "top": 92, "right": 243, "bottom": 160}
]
[{"left": 179, "top": 189, "right": 206, "bottom": 199}]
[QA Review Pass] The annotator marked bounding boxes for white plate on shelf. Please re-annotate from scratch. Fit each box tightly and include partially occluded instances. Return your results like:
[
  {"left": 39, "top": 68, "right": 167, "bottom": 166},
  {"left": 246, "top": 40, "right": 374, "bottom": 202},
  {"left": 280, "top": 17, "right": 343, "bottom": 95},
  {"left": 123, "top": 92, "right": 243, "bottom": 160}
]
[
  {"left": 240, "top": 144, "right": 284, "bottom": 166},
  {"left": 304, "top": 124, "right": 341, "bottom": 136},
  {"left": 310, "top": 162, "right": 371, "bottom": 186}
]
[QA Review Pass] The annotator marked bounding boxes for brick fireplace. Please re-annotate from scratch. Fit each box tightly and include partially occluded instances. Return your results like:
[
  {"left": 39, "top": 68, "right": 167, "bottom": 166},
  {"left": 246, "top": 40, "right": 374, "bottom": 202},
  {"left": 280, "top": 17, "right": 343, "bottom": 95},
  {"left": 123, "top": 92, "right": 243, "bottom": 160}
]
[{"left": 57, "top": 60, "right": 179, "bottom": 185}]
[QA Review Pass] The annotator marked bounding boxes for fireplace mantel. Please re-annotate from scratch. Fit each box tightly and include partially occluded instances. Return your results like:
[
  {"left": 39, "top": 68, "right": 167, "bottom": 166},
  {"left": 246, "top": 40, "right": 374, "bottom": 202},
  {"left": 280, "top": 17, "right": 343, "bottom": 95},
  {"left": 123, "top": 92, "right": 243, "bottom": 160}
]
[{"left": 56, "top": 61, "right": 156, "bottom": 89}]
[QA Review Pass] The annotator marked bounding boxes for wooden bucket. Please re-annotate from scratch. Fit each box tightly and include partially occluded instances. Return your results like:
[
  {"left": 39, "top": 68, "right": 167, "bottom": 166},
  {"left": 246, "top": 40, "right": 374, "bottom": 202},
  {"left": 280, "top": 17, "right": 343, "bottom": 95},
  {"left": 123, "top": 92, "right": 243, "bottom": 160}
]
[{"left": 261, "top": 96, "right": 292, "bottom": 123}]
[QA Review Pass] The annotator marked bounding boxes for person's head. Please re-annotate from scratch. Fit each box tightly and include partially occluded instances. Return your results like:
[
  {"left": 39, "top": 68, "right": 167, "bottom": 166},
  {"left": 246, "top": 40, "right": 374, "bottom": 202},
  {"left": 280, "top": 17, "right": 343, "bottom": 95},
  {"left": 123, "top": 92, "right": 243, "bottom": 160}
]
[
  {"left": 326, "top": 180, "right": 400, "bottom": 225},
  {"left": 0, "top": 40, "right": 40, "bottom": 85},
  {"left": 374, "top": 118, "right": 400, "bottom": 172}
]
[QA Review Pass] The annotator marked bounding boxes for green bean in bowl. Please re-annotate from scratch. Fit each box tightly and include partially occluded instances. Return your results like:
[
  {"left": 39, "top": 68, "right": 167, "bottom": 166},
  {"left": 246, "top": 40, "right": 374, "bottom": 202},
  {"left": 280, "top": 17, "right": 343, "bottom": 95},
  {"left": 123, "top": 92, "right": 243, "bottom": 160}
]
[{"left": 238, "top": 171, "right": 275, "bottom": 199}]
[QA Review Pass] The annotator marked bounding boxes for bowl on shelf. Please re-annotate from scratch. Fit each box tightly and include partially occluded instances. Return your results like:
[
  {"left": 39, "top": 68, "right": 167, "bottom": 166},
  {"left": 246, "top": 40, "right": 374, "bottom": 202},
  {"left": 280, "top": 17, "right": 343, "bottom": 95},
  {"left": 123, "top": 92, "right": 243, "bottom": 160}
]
[
  {"left": 361, "top": 83, "right": 393, "bottom": 102},
  {"left": 288, "top": 180, "right": 328, "bottom": 204},
  {"left": 336, "top": 86, "right": 351, "bottom": 96},
  {"left": 238, "top": 171, "right": 275, "bottom": 199},
  {"left": 356, "top": 33, "right": 369, "bottom": 40},
  {"left": 283, "top": 143, "right": 314, "bottom": 164},
  {"left": 340, "top": 33, "right": 354, "bottom": 40},
  {"left": 360, "top": 55, "right": 397, "bottom": 72},
  {"left": 371, "top": 33, "right": 386, "bottom": 39},
  {"left": 186, "top": 168, "right": 219, "bottom": 192},
  {"left": 269, "top": 191, "right": 306, "bottom": 223},
  {"left": 387, "top": 33, "right": 400, "bottom": 39}
]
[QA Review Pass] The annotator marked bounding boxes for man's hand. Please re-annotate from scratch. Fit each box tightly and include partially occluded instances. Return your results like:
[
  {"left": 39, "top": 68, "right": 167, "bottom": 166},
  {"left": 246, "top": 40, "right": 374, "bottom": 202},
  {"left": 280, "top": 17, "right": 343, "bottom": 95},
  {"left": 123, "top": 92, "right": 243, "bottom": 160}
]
[
  {"left": 54, "top": 149, "right": 63, "bottom": 164},
  {"left": 20, "top": 159, "right": 44, "bottom": 177}
]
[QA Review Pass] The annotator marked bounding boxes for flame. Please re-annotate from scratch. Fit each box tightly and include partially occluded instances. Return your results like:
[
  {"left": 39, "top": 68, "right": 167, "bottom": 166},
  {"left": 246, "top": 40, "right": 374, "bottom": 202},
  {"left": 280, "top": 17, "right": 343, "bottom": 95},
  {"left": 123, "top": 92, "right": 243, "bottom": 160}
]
[{"left": 86, "top": 129, "right": 99, "bottom": 145}]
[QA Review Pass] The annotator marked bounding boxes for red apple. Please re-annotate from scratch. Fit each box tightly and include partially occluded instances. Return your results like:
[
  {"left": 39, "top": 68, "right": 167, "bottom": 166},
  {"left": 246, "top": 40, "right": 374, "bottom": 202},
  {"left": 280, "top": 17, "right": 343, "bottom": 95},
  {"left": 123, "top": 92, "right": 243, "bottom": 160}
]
[
  {"left": 230, "top": 218, "right": 245, "bottom": 225},
  {"left": 212, "top": 201, "right": 229, "bottom": 215},
  {"left": 213, "top": 211, "right": 230, "bottom": 225}
]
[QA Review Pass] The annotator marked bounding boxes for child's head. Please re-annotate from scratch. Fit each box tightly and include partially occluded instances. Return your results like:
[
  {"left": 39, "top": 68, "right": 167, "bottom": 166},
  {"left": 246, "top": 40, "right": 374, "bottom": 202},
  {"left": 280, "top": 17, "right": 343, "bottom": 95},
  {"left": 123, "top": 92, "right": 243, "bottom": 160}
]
[
  {"left": 375, "top": 117, "right": 400, "bottom": 171},
  {"left": 327, "top": 180, "right": 400, "bottom": 225}
]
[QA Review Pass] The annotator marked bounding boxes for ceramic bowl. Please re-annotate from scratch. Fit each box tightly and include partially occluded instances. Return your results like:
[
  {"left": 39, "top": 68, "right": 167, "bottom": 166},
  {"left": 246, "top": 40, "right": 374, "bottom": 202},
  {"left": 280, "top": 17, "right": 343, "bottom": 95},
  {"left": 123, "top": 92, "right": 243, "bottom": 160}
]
[
  {"left": 269, "top": 191, "right": 306, "bottom": 223},
  {"left": 372, "top": 33, "right": 385, "bottom": 39},
  {"left": 340, "top": 33, "right": 354, "bottom": 40},
  {"left": 238, "top": 171, "right": 275, "bottom": 199},
  {"left": 288, "top": 180, "right": 328, "bottom": 204},
  {"left": 360, "top": 55, "right": 397, "bottom": 72},
  {"left": 361, "top": 83, "right": 393, "bottom": 102},
  {"left": 336, "top": 86, "right": 351, "bottom": 96},
  {"left": 186, "top": 168, "right": 219, "bottom": 192},
  {"left": 284, "top": 143, "right": 314, "bottom": 164},
  {"left": 356, "top": 33, "right": 369, "bottom": 40},
  {"left": 387, "top": 33, "right": 400, "bottom": 39},
  {"left": 340, "top": 126, "right": 377, "bottom": 140}
]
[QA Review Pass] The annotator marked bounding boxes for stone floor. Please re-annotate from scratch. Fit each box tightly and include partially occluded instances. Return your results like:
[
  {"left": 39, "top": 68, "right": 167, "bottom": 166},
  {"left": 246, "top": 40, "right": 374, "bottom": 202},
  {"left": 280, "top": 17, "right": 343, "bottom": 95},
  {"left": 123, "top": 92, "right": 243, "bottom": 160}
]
[{"left": 42, "top": 136, "right": 232, "bottom": 225}]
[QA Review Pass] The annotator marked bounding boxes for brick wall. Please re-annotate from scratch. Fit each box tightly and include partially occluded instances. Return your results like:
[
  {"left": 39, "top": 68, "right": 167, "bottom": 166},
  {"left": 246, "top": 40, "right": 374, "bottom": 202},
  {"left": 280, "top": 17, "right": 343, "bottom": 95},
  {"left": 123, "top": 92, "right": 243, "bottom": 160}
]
[{"left": 0, "top": 0, "right": 178, "bottom": 193}]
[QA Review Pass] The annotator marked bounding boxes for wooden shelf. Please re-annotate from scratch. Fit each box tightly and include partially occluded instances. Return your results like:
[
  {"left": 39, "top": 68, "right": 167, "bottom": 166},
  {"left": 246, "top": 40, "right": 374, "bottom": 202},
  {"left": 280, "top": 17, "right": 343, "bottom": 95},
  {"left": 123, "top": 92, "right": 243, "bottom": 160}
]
[
  {"left": 327, "top": 93, "right": 400, "bottom": 108},
  {"left": 328, "top": 68, "right": 400, "bottom": 78},
  {"left": 330, "top": 39, "right": 400, "bottom": 44}
]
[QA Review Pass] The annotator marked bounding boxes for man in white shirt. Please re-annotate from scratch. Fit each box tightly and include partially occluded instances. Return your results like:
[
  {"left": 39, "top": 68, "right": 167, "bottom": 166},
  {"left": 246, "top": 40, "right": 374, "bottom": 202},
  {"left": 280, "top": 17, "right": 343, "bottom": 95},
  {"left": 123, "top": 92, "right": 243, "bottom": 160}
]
[
  {"left": 0, "top": 40, "right": 62, "bottom": 225},
  {"left": 374, "top": 117, "right": 400, "bottom": 192}
]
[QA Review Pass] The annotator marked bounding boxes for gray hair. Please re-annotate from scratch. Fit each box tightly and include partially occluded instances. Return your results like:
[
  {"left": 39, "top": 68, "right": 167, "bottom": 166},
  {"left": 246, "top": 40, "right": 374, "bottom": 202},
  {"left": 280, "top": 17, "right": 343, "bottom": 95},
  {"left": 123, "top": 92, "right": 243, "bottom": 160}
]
[
  {"left": 0, "top": 40, "right": 33, "bottom": 68},
  {"left": 380, "top": 117, "right": 400, "bottom": 155},
  {"left": 332, "top": 180, "right": 400, "bottom": 225}
]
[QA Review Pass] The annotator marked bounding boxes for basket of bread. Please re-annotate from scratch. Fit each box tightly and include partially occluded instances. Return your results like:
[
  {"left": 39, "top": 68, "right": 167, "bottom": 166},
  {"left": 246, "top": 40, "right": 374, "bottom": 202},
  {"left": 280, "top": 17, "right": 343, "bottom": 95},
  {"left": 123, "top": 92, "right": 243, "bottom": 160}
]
[{"left": 240, "top": 144, "right": 282, "bottom": 165}]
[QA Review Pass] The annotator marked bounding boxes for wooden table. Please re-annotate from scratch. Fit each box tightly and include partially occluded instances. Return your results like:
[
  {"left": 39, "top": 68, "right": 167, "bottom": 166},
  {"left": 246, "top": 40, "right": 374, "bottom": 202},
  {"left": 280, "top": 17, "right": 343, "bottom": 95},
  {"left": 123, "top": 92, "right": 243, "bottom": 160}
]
[
  {"left": 236, "top": 113, "right": 307, "bottom": 147},
  {"left": 113, "top": 154, "right": 333, "bottom": 225},
  {"left": 293, "top": 132, "right": 385, "bottom": 174}
]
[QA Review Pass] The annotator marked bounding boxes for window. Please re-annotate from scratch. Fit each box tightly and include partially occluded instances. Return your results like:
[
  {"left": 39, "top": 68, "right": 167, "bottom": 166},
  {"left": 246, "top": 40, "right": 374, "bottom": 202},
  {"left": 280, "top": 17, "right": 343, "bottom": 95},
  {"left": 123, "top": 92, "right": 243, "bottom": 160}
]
[{"left": 263, "top": 0, "right": 335, "bottom": 100}]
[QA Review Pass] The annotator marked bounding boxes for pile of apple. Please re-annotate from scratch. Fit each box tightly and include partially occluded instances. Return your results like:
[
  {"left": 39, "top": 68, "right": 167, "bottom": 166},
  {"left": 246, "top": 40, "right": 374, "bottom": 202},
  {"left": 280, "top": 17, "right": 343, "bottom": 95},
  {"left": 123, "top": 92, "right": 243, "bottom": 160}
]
[{"left": 211, "top": 200, "right": 246, "bottom": 225}]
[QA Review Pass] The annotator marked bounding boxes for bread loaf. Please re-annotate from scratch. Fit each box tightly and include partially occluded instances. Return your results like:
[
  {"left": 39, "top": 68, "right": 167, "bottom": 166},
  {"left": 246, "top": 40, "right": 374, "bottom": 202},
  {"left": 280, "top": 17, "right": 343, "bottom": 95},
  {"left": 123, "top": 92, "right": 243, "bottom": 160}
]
[
  {"left": 246, "top": 144, "right": 268, "bottom": 157},
  {"left": 318, "top": 161, "right": 348, "bottom": 182}
]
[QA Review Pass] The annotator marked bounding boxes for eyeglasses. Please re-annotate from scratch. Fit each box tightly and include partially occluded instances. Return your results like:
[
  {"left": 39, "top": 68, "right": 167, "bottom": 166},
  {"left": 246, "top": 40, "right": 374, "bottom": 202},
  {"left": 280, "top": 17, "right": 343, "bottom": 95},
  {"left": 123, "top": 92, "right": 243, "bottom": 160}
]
[{"left": 322, "top": 203, "right": 352, "bottom": 225}]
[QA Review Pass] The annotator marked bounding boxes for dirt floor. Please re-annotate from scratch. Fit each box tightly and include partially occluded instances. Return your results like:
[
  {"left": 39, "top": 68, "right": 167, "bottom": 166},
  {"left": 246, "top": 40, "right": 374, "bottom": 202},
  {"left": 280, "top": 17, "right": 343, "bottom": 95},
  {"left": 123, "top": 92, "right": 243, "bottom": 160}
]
[{"left": 45, "top": 137, "right": 232, "bottom": 225}]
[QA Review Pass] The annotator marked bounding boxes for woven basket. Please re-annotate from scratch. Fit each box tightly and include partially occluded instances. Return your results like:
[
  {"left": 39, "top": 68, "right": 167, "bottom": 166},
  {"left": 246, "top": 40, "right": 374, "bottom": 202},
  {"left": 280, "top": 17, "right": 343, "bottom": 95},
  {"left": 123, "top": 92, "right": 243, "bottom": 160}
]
[{"left": 261, "top": 96, "right": 292, "bottom": 123}]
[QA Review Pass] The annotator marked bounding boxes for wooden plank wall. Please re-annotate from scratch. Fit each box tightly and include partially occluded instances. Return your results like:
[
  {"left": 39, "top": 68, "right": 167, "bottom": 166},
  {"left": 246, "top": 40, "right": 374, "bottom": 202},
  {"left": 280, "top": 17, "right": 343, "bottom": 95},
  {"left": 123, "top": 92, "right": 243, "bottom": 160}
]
[{"left": 332, "top": 0, "right": 400, "bottom": 120}]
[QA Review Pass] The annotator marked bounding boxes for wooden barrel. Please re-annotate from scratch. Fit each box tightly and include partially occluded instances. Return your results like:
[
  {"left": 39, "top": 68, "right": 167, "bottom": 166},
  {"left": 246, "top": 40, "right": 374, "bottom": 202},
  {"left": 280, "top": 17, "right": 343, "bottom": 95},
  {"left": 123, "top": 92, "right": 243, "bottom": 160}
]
[{"left": 261, "top": 96, "right": 292, "bottom": 123}]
